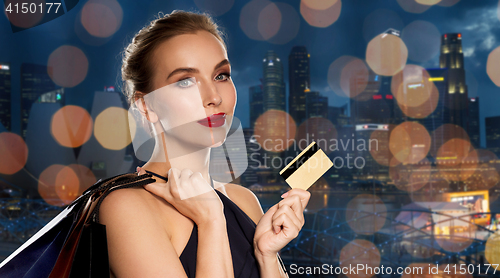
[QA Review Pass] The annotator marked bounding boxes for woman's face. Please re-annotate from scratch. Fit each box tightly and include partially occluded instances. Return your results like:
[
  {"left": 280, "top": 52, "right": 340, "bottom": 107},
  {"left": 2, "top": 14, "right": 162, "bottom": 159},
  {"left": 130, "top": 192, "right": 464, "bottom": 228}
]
[{"left": 145, "top": 30, "right": 237, "bottom": 151}]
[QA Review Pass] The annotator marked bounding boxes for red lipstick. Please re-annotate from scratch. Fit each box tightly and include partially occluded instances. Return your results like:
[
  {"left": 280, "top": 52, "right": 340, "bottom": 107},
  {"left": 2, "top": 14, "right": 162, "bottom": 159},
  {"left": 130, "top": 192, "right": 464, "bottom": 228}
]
[{"left": 197, "top": 113, "right": 226, "bottom": 127}]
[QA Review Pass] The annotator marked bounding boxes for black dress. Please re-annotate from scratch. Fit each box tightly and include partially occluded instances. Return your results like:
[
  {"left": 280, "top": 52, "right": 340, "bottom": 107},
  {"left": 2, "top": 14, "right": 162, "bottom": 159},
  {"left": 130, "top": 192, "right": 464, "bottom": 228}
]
[
  {"left": 178, "top": 189, "right": 261, "bottom": 278},
  {"left": 142, "top": 170, "right": 286, "bottom": 277}
]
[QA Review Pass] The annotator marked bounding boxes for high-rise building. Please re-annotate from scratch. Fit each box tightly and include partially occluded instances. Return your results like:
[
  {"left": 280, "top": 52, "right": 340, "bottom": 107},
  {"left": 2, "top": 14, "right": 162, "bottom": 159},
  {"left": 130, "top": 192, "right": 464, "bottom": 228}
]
[
  {"left": 419, "top": 68, "right": 448, "bottom": 133},
  {"left": 0, "top": 63, "right": 11, "bottom": 130},
  {"left": 240, "top": 128, "right": 260, "bottom": 187},
  {"left": 262, "top": 50, "right": 285, "bottom": 112},
  {"left": 350, "top": 71, "right": 396, "bottom": 125},
  {"left": 36, "top": 88, "right": 65, "bottom": 104},
  {"left": 439, "top": 33, "right": 468, "bottom": 129},
  {"left": 467, "top": 97, "right": 480, "bottom": 148},
  {"left": 305, "top": 91, "right": 328, "bottom": 119},
  {"left": 261, "top": 51, "right": 286, "bottom": 183},
  {"left": 249, "top": 85, "right": 264, "bottom": 129},
  {"left": 288, "top": 46, "right": 310, "bottom": 126},
  {"left": 328, "top": 104, "right": 348, "bottom": 129},
  {"left": 486, "top": 116, "right": 500, "bottom": 158},
  {"left": 21, "top": 63, "right": 56, "bottom": 138}
]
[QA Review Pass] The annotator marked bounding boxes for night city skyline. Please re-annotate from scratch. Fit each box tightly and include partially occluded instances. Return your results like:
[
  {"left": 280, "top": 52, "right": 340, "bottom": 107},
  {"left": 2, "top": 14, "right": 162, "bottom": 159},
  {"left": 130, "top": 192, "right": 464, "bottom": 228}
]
[
  {"left": 3, "top": 0, "right": 500, "bottom": 275},
  {"left": 1, "top": 0, "right": 500, "bottom": 149}
]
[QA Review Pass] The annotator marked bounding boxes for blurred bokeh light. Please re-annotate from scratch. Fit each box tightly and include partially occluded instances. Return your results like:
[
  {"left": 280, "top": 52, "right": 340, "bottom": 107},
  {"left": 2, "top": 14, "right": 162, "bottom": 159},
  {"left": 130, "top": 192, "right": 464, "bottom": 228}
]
[
  {"left": 295, "top": 117, "right": 337, "bottom": 153},
  {"left": 327, "top": 55, "right": 364, "bottom": 98},
  {"left": 240, "top": 0, "right": 273, "bottom": 41},
  {"left": 266, "top": 2, "right": 300, "bottom": 45},
  {"left": 254, "top": 110, "right": 296, "bottom": 152},
  {"left": 0, "top": 132, "right": 28, "bottom": 175},
  {"left": 257, "top": 2, "right": 281, "bottom": 40},
  {"left": 38, "top": 164, "right": 66, "bottom": 206},
  {"left": 366, "top": 33, "right": 408, "bottom": 76},
  {"left": 54, "top": 165, "right": 80, "bottom": 205},
  {"left": 487, "top": 46, "right": 500, "bottom": 87},
  {"left": 339, "top": 239, "right": 381, "bottom": 278},
  {"left": 391, "top": 65, "right": 439, "bottom": 118},
  {"left": 81, "top": 0, "right": 123, "bottom": 38},
  {"left": 340, "top": 58, "right": 370, "bottom": 99},
  {"left": 396, "top": 0, "right": 432, "bottom": 13},
  {"left": 51, "top": 105, "right": 93, "bottom": 148},
  {"left": 486, "top": 231, "right": 500, "bottom": 264},
  {"left": 389, "top": 121, "right": 431, "bottom": 164},
  {"left": 4, "top": 0, "right": 45, "bottom": 28},
  {"left": 346, "top": 194, "right": 387, "bottom": 235},
  {"left": 94, "top": 107, "right": 134, "bottom": 150},
  {"left": 47, "top": 45, "right": 89, "bottom": 88},
  {"left": 300, "top": 0, "right": 341, "bottom": 28}
]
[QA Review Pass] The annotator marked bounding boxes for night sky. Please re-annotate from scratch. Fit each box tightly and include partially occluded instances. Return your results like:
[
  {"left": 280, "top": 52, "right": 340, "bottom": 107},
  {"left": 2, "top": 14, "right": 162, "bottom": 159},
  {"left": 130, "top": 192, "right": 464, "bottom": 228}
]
[{"left": 2, "top": 0, "right": 500, "bottom": 147}]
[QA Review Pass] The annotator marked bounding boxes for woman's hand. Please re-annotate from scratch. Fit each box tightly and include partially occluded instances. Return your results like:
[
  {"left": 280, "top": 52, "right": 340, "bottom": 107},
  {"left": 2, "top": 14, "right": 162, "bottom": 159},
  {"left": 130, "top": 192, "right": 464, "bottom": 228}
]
[
  {"left": 142, "top": 168, "right": 225, "bottom": 225},
  {"left": 253, "top": 188, "right": 311, "bottom": 258}
]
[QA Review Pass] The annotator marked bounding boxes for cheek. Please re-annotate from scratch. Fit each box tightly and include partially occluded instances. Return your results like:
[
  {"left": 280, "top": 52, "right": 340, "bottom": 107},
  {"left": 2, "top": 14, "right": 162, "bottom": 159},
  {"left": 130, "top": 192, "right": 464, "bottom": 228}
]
[
  {"left": 156, "top": 96, "right": 205, "bottom": 126},
  {"left": 222, "top": 84, "right": 237, "bottom": 112}
]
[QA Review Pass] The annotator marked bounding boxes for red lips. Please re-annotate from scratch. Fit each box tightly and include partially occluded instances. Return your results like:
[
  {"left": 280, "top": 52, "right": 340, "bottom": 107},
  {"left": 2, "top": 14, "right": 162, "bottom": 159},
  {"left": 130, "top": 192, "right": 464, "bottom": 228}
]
[{"left": 197, "top": 113, "right": 226, "bottom": 127}]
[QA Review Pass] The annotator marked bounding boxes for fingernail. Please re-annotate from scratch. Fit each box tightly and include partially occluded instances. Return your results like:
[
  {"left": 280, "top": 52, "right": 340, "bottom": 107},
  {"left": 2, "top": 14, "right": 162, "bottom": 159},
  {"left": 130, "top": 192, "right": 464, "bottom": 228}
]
[
  {"left": 136, "top": 166, "right": 141, "bottom": 173},
  {"left": 281, "top": 192, "right": 289, "bottom": 198}
]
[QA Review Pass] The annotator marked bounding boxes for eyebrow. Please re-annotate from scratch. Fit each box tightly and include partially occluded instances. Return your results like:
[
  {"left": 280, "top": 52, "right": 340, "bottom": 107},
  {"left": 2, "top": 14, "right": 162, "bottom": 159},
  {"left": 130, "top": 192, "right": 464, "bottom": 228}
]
[{"left": 166, "top": 59, "right": 231, "bottom": 80}]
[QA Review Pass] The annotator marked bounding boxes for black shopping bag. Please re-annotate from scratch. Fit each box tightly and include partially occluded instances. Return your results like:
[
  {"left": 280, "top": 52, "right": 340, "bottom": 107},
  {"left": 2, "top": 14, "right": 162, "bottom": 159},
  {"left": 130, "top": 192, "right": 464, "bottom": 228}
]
[{"left": 0, "top": 172, "right": 156, "bottom": 278}]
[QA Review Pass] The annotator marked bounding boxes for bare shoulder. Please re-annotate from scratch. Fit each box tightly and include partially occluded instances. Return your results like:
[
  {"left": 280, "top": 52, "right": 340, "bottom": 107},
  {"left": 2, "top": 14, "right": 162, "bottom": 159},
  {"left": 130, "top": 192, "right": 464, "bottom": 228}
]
[
  {"left": 99, "top": 187, "right": 158, "bottom": 222},
  {"left": 98, "top": 187, "right": 188, "bottom": 277},
  {"left": 224, "top": 183, "right": 264, "bottom": 225}
]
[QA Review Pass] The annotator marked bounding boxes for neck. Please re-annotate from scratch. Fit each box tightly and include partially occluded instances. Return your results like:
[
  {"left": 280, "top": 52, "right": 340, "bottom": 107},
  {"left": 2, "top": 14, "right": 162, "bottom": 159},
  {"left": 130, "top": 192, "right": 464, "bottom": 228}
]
[{"left": 141, "top": 132, "right": 212, "bottom": 185}]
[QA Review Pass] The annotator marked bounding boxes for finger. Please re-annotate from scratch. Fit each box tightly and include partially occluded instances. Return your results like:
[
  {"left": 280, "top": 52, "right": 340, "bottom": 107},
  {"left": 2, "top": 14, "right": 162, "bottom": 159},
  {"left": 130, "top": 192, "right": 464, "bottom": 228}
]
[
  {"left": 168, "top": 168, "right": 181, "bottom": 198},
  {"left": 272, "top": 204, "right": 302, "bottom": 230},
  {"left": 273, "top": 212, "right": 300, "bottom": 238},
  {"left": 278, "top": 195, "right": 303, "bottom": 221},
  {"left": 185, "top": 172, "right": 213, "bottom": 200},
  {"left": 257, "top": 204, "right": 279, "bottom": 230},
  {"left": 180, "top": 169, "right": 194, "bottom": 182},
  {"left": 143, "top": 182, "right": 172, "bottom": 202},
  {"left": 168, "top": 168, "right": 181, "bottom": 185},
  {"left": 283, "top": 188, "right": 311, "bottom": 208}
]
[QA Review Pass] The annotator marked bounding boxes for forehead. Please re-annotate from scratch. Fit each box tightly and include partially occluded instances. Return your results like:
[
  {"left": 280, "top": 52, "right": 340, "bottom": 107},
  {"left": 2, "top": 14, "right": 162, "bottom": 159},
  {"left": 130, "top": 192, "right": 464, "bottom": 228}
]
[{"left": 153, "top": 31, "right": 228, "bottom": 73}]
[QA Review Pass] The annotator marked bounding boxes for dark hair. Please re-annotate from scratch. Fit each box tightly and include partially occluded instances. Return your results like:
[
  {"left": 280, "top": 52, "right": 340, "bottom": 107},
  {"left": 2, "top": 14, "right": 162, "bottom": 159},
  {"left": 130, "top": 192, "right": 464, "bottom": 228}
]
[{"left": 121, "top": 10, "right": 226, "bottom": 106}]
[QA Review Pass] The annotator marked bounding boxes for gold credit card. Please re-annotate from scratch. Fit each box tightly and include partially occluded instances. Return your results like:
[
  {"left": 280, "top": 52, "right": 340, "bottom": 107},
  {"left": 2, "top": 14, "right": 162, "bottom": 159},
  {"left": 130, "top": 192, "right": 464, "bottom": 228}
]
[{"left": 279, "top": 141, "right": 333, "bottom": 190}]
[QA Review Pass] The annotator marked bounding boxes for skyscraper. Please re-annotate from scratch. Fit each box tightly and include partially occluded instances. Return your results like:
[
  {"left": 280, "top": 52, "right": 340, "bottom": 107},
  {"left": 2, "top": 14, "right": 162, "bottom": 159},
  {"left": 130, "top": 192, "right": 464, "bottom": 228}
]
[
  {"left": 0, "top": 63, "right": 11, "bottom": 130},
  {"left": 421, "top": 68, "right": 448, "bottom": 133},
  {"left": 261, "top": 51, "right": 286, "bottom": 183},
  {"left": 305, "top": 91, "right": 328, "bottom": 119},
  {"left": 350, "top": 70, "right": 396, "bottom": 125},
  {"left": 328, "top": 104, "right": 348, "bottom": 129},
  {"left": 288, "top": 46, "right": 310, "bottom": 126},
  {"left": 240, "top": 128, "right": 260, "bottom": 187},
  {"left": 249, "top": 85, "right": 263, "bottom": 129},
  {"left": 439, "top": 33, "right": 468, "bottom": 129},
  {"left": 262, "top": 50, "right": 285, "bottom": 112},
  {"left": 21, "top": 63, "right": 56, "bottom": 138}
]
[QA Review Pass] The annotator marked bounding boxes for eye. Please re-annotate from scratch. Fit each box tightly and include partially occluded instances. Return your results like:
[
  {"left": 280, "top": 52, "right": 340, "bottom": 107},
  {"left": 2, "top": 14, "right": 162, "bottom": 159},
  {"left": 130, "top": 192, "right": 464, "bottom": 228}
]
[
  {"left": 215, "top": 72, "right": 230, "bottom": 81},
  {"left": 176, "top": 77, "right": 196, "bottom": 88}
]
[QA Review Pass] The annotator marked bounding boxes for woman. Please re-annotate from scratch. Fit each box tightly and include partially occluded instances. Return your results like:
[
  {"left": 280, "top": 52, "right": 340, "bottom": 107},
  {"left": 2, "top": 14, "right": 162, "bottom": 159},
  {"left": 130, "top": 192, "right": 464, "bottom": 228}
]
[{"left": 99, "top": 10, "right": 310, "bottom": 278}]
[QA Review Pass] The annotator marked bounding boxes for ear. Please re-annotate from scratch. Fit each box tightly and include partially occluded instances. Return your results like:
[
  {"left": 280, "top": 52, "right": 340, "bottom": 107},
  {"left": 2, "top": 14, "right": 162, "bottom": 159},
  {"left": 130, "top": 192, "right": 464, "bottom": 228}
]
[{"left": 134, "top": 92, "right": 158, "bottom": 123}]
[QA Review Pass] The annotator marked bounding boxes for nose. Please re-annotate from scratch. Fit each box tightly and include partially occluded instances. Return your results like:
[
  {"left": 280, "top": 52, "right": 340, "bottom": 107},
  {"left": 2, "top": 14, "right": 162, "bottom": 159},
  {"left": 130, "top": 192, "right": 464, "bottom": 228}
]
[{"left": 202, "top": 82, "right": 222, "bottom": 107}]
